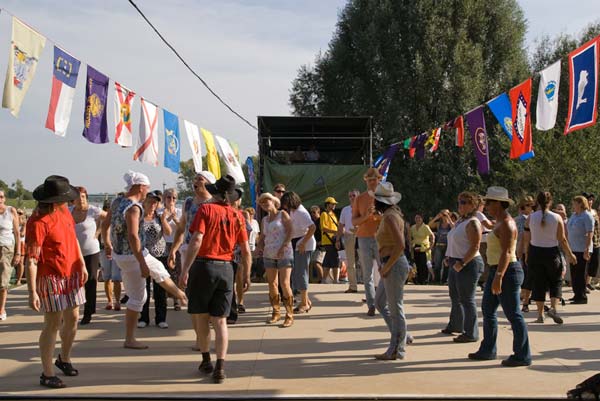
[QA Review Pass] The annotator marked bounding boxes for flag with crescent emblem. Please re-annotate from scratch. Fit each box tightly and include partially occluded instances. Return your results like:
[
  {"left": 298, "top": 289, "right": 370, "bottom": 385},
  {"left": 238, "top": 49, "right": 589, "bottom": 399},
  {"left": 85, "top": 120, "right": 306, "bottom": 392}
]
[
  {"left": 45, "top": 46, "right": 80, "bottom": 137},
  {"left": 564, "top": 36, "right": 599, "bottom": 135},
  {"left": 184, "top": 120, "right": 203, "bottom": 173},
  {"left": 82, "top": 65, "right": 109, "bottom": 144},
  {"left": 215, "top": 134, "right": 246, "bottom": 183},
  {"left": 465, "top": 106, "right": 490, "bottom": 175},
  {"left": 2, "top": 17, "right": 46, "bottom": 117},
  {"left": 133, "top": 98, "right": 159, "bottom": 166},
  {"left": 114, "top": 82, "right": 135, "bottom": 147},
  {"left": 163, "top": 109, "right": 180, "bottom": 173}
]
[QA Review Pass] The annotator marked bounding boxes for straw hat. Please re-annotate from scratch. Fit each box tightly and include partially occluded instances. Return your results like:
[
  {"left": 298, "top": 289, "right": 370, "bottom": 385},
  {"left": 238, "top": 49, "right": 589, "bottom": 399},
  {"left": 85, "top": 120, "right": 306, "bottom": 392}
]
[
  {"left": 369, "top": 182, "right": 402, "bottom": 205},
  {"left": 482, "top": 186, "right": 514, "bottom": 205}
]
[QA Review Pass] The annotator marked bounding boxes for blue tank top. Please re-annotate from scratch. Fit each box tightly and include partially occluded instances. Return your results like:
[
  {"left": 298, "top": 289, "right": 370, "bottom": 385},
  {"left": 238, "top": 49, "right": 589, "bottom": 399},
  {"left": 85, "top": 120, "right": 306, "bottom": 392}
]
[{"left": 110, "top": 197, "right": 145, "bottom": 256}]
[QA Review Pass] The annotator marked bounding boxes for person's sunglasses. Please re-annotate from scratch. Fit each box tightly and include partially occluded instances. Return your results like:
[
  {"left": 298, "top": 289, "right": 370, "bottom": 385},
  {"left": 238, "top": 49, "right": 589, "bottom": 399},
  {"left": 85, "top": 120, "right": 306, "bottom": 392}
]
[{"left": 275, "top": 190, "right": 285, "bottom": 194}]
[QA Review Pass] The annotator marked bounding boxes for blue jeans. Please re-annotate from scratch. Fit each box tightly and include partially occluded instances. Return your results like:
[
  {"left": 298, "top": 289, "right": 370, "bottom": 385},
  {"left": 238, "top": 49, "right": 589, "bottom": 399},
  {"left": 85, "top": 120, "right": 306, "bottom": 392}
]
[
  {"left": 446, "top": 256, "right": 483, "bottom": 339},
  {"left": 357, "top": 237, "right": 378, "bottom": 309},
  {"left": 477, "top": 262, "right": 531, "bottom": 362},
  {"left": 292, "top": 250, "right": 313, "bottom": 291},
  {"left": 375, "top": 255, "right": 410, "bottom": 357},
  {"left": 432, "top": 245, "right": 447, "bottom": 283}
]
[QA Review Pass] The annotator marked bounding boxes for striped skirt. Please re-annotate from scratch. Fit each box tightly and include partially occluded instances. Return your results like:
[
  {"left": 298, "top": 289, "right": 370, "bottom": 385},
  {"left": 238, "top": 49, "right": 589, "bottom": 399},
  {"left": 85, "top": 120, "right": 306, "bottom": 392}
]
[{"left": 37, "top": 272, "right": 86, "bottom": 313}]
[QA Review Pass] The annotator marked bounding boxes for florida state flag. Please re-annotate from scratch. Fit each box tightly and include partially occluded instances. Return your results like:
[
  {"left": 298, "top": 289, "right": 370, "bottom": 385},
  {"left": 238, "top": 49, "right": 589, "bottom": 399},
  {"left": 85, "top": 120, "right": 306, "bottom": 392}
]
[{"left": 509, "top": 78, "right": 533, "bottom": 160}]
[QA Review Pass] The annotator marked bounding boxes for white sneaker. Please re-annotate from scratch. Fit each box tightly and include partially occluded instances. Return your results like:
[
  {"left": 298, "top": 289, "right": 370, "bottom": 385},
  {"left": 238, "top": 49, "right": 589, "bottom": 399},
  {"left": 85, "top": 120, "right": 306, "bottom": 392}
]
[
  {"left": 0, "top": 312, "right": 6, "bottom": 320},
  {"left": 157, "top": 321, "right": 169, "bottom": 329},
  {"left": 137, "top": 321, "right": 148, "bottom": 328}
]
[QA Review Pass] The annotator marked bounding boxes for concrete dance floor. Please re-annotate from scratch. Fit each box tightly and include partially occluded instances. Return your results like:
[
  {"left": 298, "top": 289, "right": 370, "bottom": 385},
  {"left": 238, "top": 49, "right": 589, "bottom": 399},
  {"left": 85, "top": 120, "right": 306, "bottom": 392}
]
[{"left": 0, "top": 281, "right": 598, "bottom": 399}]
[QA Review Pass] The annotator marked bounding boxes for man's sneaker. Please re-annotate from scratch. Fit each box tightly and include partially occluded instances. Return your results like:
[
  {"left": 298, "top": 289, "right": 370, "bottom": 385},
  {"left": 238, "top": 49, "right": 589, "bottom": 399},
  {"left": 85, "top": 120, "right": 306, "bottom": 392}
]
[
  {"left": 0, "top": 312, "right": 6, "bottom": 321},
  {"left": 212, "top": 368, "right": 225, "bottom": 384},
  {"left": 157, "top": 322, "right": 169, "bottom": 329},
  {"left": 198, "top": 360, "right": 213, "bottom": 374},
  {"left": 367, "top": 306, "right": 376, "bottom": 316},
  {"left": 501, "top": 357, "right": 531, "bottom": 367},
  {"left": 137, "top": 321, "right": 148, "bottom": 328},
  {"left": 468, "top": 352, "right": 496, "bottom": 361},
  {"left": 546, "top": 308, "right": 563, "bottom": 324}
]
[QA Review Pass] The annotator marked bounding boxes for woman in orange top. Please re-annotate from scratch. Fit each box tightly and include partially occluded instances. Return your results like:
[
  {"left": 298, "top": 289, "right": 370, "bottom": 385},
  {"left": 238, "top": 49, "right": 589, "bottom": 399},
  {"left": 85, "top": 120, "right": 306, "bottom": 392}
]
[{"left": 25, "top": 176, "right": 88, "bottom": 389}]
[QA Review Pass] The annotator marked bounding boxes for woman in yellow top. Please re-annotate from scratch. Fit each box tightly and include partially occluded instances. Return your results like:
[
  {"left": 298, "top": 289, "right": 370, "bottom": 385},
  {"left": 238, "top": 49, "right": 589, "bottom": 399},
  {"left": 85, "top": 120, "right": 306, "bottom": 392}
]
[
  {"left": 468, "top": 187, "right": 531, "bottom": 367},
  {"left": 371, "top": 182, "right": 410, "bottom": 360},
  {"left": 410, "top": 214, "right": 435, "bottom": 284},
  {"left": 320, "top": 197, "right": 340, "bottom": 283}
]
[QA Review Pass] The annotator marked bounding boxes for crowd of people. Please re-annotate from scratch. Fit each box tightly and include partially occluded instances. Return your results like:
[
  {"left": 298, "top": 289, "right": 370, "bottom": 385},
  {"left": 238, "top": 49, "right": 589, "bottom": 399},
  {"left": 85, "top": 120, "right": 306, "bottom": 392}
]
[{"left": 1, "top": 168, "right": 599, "bottom": 388}]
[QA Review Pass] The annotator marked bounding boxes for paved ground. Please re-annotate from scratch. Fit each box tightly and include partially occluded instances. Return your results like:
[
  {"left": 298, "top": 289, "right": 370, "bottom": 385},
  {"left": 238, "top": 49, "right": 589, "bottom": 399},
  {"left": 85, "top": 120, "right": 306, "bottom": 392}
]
[{"left": 0, "top": 281, "right": 598, "bottom": 399}]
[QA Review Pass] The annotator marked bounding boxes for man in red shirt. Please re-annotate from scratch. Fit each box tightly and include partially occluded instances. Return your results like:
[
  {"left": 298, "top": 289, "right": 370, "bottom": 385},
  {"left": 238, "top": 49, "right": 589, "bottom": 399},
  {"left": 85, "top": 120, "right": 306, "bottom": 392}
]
[{"left": 180, "top": 175, "right": 251, "bottom": 384}]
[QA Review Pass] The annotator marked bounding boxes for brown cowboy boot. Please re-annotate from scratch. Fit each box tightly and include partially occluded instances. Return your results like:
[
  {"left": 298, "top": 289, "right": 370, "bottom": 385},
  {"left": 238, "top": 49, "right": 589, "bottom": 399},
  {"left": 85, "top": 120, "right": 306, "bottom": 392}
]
[
  {"left": 282, "top": 296, "right": 294, "bottom": 328},
  {"left": 267, "top": 294, "right": 281, "bottom": 324}
]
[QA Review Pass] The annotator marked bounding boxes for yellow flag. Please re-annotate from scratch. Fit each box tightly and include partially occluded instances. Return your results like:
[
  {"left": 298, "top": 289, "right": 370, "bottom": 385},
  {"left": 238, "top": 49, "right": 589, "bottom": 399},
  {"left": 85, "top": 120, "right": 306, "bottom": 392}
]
[
  {"left": 201, "top": 128, "right": 221, "bottom": 179},
  {"left": 2, "top": 17, "right": 46, "bottom": 117}
]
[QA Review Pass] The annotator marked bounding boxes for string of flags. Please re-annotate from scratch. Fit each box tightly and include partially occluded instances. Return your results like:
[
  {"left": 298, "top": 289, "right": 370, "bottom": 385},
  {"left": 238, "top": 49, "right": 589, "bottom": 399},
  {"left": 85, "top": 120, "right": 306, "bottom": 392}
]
[
  {"left": 375, "top": 35, "right": 600, "bottom": 177},
  {"left": 0, "top": 13, "right": 246, "bottom": 183}
]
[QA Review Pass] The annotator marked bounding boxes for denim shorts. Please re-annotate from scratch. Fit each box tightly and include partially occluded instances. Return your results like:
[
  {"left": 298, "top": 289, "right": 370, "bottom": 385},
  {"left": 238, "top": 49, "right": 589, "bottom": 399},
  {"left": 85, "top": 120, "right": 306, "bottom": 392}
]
[{"left": 263, "top": 257, "right": 293, "bottom": 269}]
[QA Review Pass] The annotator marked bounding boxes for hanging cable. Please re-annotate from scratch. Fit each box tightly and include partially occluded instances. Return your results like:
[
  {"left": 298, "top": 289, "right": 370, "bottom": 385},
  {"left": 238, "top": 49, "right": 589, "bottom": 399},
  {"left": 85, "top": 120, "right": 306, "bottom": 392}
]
[{"left": 127, "top": 0, "right": 258, "bottom": 131}]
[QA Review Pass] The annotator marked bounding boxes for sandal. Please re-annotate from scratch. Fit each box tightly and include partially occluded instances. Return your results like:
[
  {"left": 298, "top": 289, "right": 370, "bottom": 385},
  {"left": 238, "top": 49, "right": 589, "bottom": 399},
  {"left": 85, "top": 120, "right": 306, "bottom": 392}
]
[
  {"left": 40, "top": 374, "right": 66, "bottom": 388},
  {"left": 55, "top": 355, "right": 79, "bottom": 376}
]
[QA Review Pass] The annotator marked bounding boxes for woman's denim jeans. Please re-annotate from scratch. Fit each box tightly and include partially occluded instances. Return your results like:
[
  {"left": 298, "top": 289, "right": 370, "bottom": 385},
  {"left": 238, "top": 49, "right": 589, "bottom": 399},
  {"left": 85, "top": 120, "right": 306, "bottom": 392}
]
[
  {"left": 375, "top": 255, "right": 410, "bottom": 357},
  {"left": 476, "top": 262, "right": 531, "bottom": 363},
  {"left": 445, "top": 256, "right": 484, "bottom": 339},
  {"left": 292, "top": 249, "right": 313, "bottom": 291}
]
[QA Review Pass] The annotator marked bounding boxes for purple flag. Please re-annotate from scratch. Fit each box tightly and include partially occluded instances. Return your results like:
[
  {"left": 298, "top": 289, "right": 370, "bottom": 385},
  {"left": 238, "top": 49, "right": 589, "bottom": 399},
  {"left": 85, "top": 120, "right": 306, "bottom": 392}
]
[
  {"left": 374, "top": 143, "right": 400, "bottom": 181},
  {"left": 414, "top": 132, "right": 428, "bottom": 160},
  {"left": 465, "top": 106, "right": 490, "bottom": 175},
  {"left": 82, "top": 65, "right": 109, "bottom": 144}
]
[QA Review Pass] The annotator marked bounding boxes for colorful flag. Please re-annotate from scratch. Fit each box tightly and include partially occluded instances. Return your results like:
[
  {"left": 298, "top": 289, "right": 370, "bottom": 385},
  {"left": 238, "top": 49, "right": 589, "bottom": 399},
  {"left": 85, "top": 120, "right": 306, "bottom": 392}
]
[
  {"left": 536, "top": 60, "right": 561, "bottom": 131},
  {"left": 414, "top": 133, "right": 428, "bottom": 160},
  {"left": 163, "top": 109, "right": 180, "bottom": 173},
  {"left": 425, "top": 128, "right": 441, "bottom": 152},
  {"left": 133, "top": 98, "right": 159, "bottom": 166},
  {"left": 444, "top": 116, "right": 464, "bottom": 147},
  {"left": 565, "top": 36, "right": 599, "bottom": 135},
  {"left": 486, "top": 93, "right": 513, "bottom": 140},
  {"left": 114, "top": 82, "right": 135, "bottom": 147},
  {"left": 200, "top": 128, "right": 221, "bottom": 179},
  {"left": 465, "top": 106, "right": 490, "bottom": 175},
  {"left": 215, "top": 135, "right": 246, "bottom": 183},
  {"left": 45, "top": 46, "right": 80, "bottom": 137},
  {"left": 2, "top": 17, "right": 46, "bottom": 117},
  {"left": 509, "top": 78, "right": 534, "bottom": 159},
  {"left": 408, "top": 135, "right": 417, "bottom": 158},
  {"left": 184, "top": 120, "right": 203, "bottom": 173},
  {"left": 403, "top": 137, "right": 412, "bottom": 149},
  {"left": 246, "top": 156, "right": 257, "bottom": 209},
  {"left": 374, "top": 143, "right": 400, "bottom": 181},
  {"left": 229, "top": 140, "right": 240, "bottom": 162},
  {"left": 82, "top": 65, "right": 109, "bottom": 144}
]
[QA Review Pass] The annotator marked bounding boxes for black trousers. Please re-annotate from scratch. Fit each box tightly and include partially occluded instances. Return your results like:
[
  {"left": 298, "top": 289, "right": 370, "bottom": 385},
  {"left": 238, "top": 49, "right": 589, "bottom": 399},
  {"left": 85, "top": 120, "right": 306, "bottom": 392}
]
[
  {"left": 228, "top": 261, "right": 239, "bottom": 322},
  {"left": 571, "top": 252, "right": 588, "bottom": 301},
  {"left": 414, "top": 251, "right": 429, "bottom": 284},
  {"left": 140, "top": 256, "right": 168, "bottom": 324},
  {"left": 83, "top": 253, "right": 99, "bottom": 318}
]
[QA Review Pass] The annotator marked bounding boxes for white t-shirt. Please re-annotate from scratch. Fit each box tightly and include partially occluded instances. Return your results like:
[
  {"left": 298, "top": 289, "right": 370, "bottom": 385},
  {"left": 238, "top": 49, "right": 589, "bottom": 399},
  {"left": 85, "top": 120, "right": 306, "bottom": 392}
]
[
  {"left": 249, "top": 219, "right": 260, "bottom": 251},
  {"left": 290, "top": 205, "right": 316, "bottom": 251},
  {"left": 339, "top": 205, "right": 354, "bottom": 234},
  {"left": 72, "top": 205, "right": 102, "bottom": 256},
  {"left": 529, "top": 210, "right": 560, "bottom": 248},
  {"left": 161, "top": 207, "right": 182, "bottom": 243}
]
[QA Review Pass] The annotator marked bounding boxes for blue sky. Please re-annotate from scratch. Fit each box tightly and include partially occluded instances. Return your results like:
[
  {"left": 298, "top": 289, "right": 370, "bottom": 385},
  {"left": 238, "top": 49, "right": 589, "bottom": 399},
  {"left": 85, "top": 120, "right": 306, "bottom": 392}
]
[{"left": 0, "top": 0, "right": 597, "bottom": 193}]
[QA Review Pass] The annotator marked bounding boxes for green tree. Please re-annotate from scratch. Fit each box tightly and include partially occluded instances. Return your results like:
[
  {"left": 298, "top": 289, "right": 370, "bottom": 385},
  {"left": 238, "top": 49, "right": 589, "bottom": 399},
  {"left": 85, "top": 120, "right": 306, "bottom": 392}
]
[{"left": 289, "top": 0, "right": 536, "bottom": 218}]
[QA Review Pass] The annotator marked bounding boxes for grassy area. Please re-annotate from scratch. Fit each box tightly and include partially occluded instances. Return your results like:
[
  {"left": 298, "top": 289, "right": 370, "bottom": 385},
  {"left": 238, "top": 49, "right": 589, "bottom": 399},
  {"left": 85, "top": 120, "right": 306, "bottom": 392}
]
[{"left": 5, "top": 198, "right": 36, "bottom": 211}]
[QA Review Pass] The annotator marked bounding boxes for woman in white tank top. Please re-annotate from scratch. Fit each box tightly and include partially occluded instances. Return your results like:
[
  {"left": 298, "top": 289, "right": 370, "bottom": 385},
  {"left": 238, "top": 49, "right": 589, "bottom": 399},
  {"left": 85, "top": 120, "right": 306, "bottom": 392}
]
[
  {"left": 524, "top": 191, "right": 575, "bottom": 324},
  {"left": 0, "top": 190, "right": 21, "bottom": 321}
]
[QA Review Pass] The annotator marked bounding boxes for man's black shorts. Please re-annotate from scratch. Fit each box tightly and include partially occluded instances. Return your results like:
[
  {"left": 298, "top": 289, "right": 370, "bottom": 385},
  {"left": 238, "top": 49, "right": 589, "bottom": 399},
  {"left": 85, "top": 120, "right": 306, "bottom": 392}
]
[{"left": 186, "top": 259, "right": 234, "bottom": 317}]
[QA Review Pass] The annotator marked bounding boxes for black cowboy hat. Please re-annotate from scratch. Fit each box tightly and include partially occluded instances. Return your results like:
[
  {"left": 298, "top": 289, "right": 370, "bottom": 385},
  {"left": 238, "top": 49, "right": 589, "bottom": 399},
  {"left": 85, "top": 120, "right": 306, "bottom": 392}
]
[
  {"left": 33, "top": 175, "right": 79, "bottom": 203},
  {"left": 206, "top": 175, "right": 241, "bottom": 202}
]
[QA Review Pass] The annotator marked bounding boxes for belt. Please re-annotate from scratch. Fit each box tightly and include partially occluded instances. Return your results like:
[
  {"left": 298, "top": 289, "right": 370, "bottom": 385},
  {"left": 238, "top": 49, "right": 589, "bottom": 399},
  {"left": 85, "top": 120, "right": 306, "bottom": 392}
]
[{"left": 195, "top": 258, "right": 232, "bottom": 265}]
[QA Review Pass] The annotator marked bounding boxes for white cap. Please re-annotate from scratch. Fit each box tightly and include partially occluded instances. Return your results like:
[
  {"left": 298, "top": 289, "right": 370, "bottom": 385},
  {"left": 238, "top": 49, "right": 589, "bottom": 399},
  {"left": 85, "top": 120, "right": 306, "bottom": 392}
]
[
  {"left": 123, "top": 170, "right": 151, "bottom": 191},
  {"left": 197, "top": 171, "right": 216, "bottom": 184}
]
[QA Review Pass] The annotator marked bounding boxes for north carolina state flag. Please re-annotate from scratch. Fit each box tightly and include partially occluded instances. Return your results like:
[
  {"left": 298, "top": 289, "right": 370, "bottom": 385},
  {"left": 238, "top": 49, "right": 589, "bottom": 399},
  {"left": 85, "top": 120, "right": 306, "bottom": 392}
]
[{"left": 509, "top": 78, "right": 533, "bottom": 159}]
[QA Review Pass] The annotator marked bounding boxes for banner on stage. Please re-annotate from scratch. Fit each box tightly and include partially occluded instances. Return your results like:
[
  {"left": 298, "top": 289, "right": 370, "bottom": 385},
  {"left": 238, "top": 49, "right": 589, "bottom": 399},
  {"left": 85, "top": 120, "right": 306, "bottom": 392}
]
[
  {"left": 565, "top": 36, "right": 599, "bottom": 135},
  {"left": 465, "top": 106, "right": 490, "bottom": 175},
  {"left": 82, "top": 65, "right": 109, "bottom": 144},
  {"left": 163, "top": 109, "right": 180, "bottom": 173},
  {"left": 133, "top": 98, "right": 159, "bottom": 166},
  {"left": 114, "top": 82, "right": 135, "bottom": 147},
  {"left": 45, "top": 46, "right": 80, "bottom": 137},
  {"left": 536, "top": 60, "right": 561, "bottom": 131},
  {"left": 2, "top": 17, "right": 46, "bottom": 117},
  {"left": 184, "top": 120, "right": 203, "bottom": 173}
]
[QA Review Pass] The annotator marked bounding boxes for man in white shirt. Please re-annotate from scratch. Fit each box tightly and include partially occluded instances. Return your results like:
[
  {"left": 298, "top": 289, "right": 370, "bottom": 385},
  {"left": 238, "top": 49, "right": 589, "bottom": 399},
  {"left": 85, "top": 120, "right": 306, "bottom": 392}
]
[{"left": 338, "top": 190, "right": 360, "bottom": 293}]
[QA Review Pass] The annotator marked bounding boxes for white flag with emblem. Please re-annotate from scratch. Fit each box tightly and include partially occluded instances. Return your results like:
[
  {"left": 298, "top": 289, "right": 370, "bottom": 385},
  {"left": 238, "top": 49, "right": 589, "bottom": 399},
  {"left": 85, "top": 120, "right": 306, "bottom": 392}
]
[
  {"left": 184, "top": 120, "right": 203, "bottom": 173},
  {"left": 214, "top": 135, "right": 246, "bottom": 183},
  {"left": 536, "top": 60, "right": 561, "bottom": 131}
]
